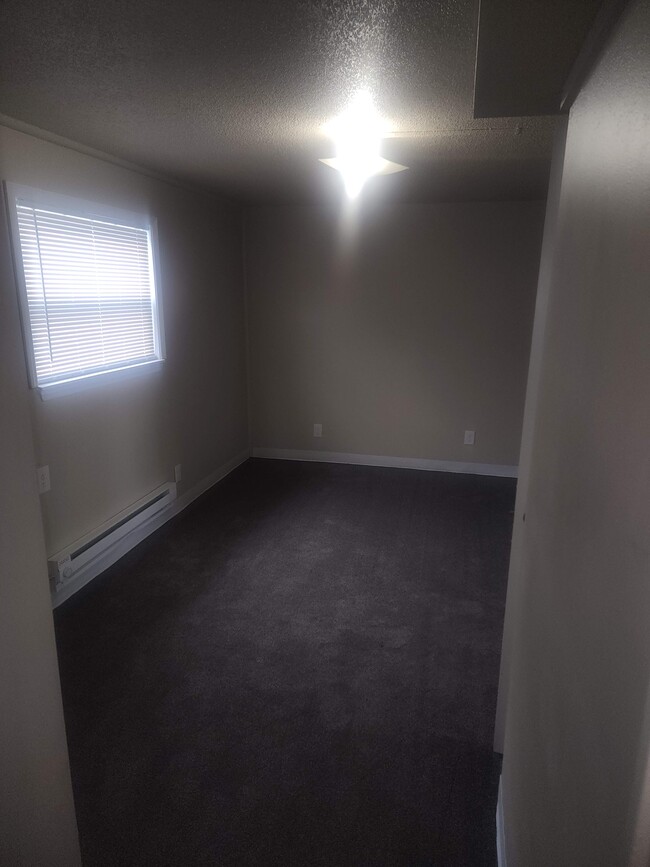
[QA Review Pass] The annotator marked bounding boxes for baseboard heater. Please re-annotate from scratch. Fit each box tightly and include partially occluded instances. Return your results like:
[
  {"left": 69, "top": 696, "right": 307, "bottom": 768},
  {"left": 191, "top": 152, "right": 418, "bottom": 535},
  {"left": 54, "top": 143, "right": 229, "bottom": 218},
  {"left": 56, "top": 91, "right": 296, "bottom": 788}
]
[{"left": 48, "top": 482, "right": 177, "bottom": 590}]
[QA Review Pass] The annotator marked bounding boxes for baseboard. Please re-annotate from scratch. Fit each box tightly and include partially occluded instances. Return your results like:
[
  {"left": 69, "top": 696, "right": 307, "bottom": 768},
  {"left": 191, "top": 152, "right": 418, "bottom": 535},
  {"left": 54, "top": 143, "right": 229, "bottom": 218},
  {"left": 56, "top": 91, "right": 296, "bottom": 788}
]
[
  {"left": 252, "top": 447, "right": 518, "bottom": 478},
  {"left": 51, "top": 449, "right": 250, "bottom": 607},
  {"left": 497, "top": 776, "right": 508, "bottom": 867}
]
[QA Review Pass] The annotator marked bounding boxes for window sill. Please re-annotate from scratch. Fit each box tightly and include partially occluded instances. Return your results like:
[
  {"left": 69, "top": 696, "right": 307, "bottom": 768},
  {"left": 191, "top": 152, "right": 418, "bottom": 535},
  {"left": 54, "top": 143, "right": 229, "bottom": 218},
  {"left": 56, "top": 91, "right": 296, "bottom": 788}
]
[{"left": 37, "top": 359, "right": 164, "bottom": 401}]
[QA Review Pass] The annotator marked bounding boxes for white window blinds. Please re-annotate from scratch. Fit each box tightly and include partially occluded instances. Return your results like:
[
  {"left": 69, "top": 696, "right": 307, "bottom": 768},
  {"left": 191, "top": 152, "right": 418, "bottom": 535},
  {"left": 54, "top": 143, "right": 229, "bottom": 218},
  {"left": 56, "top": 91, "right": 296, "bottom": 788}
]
[{"left": 11, "top": 190, "right": 163, "bottom": 391}]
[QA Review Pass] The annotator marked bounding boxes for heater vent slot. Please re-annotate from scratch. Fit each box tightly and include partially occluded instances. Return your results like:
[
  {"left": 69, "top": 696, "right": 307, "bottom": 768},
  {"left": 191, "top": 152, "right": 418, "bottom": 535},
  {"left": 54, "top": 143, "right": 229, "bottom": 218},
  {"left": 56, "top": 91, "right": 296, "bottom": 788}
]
[{"left": 48, "top": 482, "right": 177, "bottom": 587}]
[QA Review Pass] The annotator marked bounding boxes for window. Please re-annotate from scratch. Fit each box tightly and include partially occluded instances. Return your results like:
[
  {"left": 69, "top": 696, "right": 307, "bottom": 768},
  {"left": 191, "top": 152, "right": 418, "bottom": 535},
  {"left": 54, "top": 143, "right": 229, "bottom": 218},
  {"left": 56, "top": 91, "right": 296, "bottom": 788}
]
[{"left": 6, "top": 183, "right": 165, "bottom": 399}]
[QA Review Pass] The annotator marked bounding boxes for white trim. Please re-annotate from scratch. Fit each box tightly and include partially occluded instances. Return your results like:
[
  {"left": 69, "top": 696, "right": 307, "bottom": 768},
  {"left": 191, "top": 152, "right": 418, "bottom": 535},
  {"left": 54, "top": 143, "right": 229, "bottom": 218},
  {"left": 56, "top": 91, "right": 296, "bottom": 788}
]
[
  {"left": 252, "top": 447, "right": 518, "bottom": 478},
  {"left": 51, "top": 449, "right": 250, "bottom": 607},
  {"left": 4, "top": 181, "right": 39, "bottom": 387},
  {"left": 148, "top": 218, "right": 166, "bottom": 362},
  {"left": 38, "top": 358, "right": 164, "bottom": 400},
  {"left": 497, "top": 776, "right": 508, "bottom": 867}
]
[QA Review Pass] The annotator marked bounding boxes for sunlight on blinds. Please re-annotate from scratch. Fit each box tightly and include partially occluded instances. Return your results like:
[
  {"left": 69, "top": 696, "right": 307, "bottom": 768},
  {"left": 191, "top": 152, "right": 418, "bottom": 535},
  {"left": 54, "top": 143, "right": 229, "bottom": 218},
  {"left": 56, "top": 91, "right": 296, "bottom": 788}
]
[{"left": 16, "top": 204, "right": 158, "bottom": 385}]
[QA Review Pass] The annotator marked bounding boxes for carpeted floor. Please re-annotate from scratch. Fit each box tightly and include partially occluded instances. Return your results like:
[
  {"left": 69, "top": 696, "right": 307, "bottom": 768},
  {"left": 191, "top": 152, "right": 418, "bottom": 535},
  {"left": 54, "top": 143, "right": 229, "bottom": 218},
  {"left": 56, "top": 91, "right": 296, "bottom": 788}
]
[{"left": 54, "top": 458, "right": 514, "bottom": 867}]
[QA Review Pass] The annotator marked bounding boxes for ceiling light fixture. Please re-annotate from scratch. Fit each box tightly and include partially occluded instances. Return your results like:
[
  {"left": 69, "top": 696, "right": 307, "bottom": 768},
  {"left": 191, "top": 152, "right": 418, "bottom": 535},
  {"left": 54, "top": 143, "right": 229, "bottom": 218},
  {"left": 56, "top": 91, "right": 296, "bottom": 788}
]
[{"left": 320, "top": 91, "right": 408, "bottom": 199}]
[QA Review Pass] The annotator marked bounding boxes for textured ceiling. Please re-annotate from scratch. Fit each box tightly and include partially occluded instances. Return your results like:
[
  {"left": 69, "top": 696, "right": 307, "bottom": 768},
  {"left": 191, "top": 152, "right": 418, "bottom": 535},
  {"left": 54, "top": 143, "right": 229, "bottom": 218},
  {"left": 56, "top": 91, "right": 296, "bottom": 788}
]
[{"left": 0, "top": 0, "right": 558, "bottom": 202}]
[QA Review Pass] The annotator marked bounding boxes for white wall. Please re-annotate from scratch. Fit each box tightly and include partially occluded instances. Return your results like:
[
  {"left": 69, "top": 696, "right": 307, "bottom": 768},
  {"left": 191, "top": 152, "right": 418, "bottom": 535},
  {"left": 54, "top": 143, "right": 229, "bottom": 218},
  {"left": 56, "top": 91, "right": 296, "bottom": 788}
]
[
  {"left": 0, "top": 122, "right": 251, "bottom": 863},
  {"left": 0, "top": 124, "right": 249, "bottom": 556},
  {"left": 493, "top": 117, "right": 569, "bottom": 751},
  {"left": 499, "top": 0, "right": 650, "bottom": 863},
  {"left": 0, "top": 160, "right": 80, "bottom": 864},
  {"left": 246, "top": 201, "right": 544, "bottom": 468}
]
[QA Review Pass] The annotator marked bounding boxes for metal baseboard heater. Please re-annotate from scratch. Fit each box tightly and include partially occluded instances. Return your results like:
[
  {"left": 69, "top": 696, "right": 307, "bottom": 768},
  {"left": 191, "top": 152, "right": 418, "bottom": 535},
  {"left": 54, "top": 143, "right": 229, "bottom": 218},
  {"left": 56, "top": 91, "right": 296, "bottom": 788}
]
[{"left": 48, "top": 481, "right": 177, "bottom": 590}]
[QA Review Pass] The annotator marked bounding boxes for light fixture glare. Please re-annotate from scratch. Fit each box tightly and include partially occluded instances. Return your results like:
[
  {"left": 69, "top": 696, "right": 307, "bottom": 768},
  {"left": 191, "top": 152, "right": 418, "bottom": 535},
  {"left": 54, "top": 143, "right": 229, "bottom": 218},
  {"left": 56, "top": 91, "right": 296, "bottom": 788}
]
[{"left": 323, "top": 91, "right": 393, "bottom": 198}]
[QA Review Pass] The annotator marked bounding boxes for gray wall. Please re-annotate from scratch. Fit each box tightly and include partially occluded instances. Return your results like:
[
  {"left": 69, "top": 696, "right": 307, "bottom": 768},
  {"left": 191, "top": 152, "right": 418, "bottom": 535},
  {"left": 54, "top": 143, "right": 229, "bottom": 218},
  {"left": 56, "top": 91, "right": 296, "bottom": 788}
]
[
  {"left": 0, "top": 124, "right": 249, "bottom": 556},
  {"left": 246, "top": 201, "right": 544, "bottom": 468},
  {"left": 500, "top": 0, "right": 650, "bottom": 863}
]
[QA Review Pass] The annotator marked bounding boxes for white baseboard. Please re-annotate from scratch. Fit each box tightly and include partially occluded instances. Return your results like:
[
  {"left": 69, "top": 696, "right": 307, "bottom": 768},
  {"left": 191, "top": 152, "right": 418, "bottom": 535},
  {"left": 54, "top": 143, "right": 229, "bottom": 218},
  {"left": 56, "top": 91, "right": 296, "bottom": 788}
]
[
  {"left": 497, "top": 776, "right": 508, "bottom": 867},
  {"left": 51, "top": 449, "right": 250, "bottom": 607},
  {"left": 252, "top": 447, "right": 518, "bottom": 478}
]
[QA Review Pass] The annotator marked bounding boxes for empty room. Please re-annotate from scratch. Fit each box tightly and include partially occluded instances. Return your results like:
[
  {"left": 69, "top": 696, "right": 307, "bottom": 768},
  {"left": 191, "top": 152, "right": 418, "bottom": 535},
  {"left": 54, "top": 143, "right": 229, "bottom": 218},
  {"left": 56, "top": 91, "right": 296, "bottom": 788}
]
[{"left": 1, "top": 1, "right": 649, "bottom": 866}]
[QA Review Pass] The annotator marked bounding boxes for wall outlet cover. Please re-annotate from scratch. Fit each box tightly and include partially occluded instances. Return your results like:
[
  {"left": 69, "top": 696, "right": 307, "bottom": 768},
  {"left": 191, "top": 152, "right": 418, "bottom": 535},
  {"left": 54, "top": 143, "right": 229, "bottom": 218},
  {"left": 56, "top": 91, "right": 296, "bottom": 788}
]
[
  {"left": 313, "top": 423, "right": 323, "bottom": 438},
  {"left": 464, "top": 430, "right": 476, "bottom": 446},
  {"left": 174, "top": 464, "right": 182, "bottom": 482}
]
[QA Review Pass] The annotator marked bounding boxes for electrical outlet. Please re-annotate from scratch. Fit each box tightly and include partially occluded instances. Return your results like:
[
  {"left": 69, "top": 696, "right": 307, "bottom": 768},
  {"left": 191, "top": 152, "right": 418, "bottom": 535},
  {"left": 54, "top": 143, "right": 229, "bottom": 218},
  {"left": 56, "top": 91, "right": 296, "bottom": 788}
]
[
  {"left": 37, "top": 465, "right": 51, "bottom": 494},
  {"left": 464, "top": 430, "right": 476, "bottom": 446},
  {"left": 313, "top": 423, "right": 323, "bottom": 438},
  {"left": 174, "top": 464, "right": 182, "bottom": 483}
]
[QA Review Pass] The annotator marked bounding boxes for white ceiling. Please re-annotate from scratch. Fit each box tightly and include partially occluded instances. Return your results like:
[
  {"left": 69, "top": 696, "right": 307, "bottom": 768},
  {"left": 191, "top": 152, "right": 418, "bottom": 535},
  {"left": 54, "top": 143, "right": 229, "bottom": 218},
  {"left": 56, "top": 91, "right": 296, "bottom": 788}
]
[{"left": 0, "top": 0, "right": 558, "bottom": 202}]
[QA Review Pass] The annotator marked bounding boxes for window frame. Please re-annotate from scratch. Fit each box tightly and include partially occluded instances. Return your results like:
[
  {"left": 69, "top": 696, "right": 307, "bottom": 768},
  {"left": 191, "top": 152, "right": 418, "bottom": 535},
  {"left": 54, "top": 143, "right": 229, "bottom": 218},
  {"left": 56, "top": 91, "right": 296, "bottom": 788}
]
[{"left": 4, "top": 181, "right": 166, "bottom": 400}]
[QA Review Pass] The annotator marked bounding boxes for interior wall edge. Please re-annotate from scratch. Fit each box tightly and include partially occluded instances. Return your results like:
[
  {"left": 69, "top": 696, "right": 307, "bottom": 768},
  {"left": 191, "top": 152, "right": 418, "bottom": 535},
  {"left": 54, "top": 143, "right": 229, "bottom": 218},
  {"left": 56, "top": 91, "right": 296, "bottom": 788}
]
[
  {"left": 496, "top": 776, "right": 509, "bottom": 867},
  {"left": 241, "top": 209, "right": 253, "bottom": 451},
  {"left": 560, "top": 0, "right": 632, "bottom": 112},
  {"left": 493, "top": 117, "right": 569, "bottom": 753}
]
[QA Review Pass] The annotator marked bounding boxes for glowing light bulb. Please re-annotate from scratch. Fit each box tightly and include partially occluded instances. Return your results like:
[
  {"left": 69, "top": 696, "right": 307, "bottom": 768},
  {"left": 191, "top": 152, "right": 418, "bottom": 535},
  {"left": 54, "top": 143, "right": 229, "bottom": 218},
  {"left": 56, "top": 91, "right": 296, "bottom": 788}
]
[
  {"left": 321, "top": 91, "right": 390, "bottom": 198},
  {"left": 326, "top": 91, "right": 385, "bottom": 198},
  {"left": 319, "top": 92, "right": 408, "bottom": 197}
]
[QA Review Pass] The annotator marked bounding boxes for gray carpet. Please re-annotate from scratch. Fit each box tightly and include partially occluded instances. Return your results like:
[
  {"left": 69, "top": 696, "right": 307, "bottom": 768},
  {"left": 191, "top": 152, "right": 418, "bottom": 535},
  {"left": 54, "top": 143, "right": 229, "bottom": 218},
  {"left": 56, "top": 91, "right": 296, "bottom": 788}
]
[{"left": 54, "top": 458, "right": 514, "bottom": 866}]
